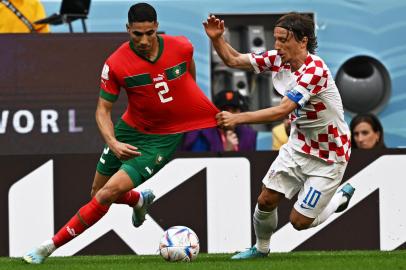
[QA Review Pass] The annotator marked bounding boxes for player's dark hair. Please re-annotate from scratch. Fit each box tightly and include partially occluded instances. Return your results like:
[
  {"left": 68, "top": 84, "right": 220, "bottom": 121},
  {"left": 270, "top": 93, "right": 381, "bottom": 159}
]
[
  {"left": 275, "top": 12, "right": 318, "bottom": 54},
  {"left": 350, "top": 113, "right": 386, "bottom": 149},
  {"left": 128, "top": 2, "right": 157, "bottom": 23}
]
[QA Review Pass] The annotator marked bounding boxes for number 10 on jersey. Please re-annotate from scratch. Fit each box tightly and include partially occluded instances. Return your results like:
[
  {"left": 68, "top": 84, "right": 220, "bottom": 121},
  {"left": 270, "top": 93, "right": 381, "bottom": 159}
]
[{"left": 155, "top": 82, "right": 173, "bottom": 103}]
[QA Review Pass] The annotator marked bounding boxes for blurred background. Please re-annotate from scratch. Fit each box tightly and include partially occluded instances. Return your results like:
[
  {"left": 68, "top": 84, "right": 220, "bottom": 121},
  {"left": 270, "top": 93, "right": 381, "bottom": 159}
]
[
  {"left": 2, "top": 0, "right": 406, "bottom": 154},
  {"left": 43, "top": 0, "right": 406, "bottom": 147}
]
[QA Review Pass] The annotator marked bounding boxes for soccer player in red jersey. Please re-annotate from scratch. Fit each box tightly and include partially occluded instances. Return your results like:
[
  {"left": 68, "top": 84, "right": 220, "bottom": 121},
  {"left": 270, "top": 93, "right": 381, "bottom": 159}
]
[{"left": 23, "top": 3, "right": 219, "bottom": 264}]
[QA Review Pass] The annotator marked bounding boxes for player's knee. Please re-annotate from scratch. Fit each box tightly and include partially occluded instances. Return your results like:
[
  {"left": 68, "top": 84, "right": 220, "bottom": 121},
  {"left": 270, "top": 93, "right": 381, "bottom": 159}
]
[
  {"left": 90, "top": 186, "right": 99, "bottom": 198},
  {"left": 91, "top": 181, "right": 105, "bottom": 198},
  {"left": 290, "top": 217, "right": 311, "bottom": 231},
  {"left": 96, "top": 185, "right": 125, "bottom": 205},
  {"left": 257, "top": 188, "right": 283, "bottom": 211},
  {"left": 257, "top": 194, "right": 277, "bottom": 211}
]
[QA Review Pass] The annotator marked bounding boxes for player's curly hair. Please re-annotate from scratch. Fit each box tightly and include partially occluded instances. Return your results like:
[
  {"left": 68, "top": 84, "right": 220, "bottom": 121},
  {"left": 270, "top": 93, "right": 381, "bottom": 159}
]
[
  {"left": 128, "top": 2, "right": 157, "bottom": 23},
  {"left": 275, "top": 12, "right": 318, "bottom": 54}
]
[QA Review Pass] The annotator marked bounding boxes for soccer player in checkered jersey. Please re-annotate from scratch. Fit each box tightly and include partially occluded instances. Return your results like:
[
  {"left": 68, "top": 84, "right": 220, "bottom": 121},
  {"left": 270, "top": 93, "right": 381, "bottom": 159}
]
[
  {"left": 204, "top": 13, "right": 355, "bottom": 259},
  {"left": 22, "top": 3, "right": 219, "bottom": 264}
]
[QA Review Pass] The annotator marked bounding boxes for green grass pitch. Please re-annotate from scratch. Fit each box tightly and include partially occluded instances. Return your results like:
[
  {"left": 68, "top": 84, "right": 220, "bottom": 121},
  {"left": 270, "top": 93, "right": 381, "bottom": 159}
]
[{"left": 1, "top": 250, "right": 405, "bottom": 270}]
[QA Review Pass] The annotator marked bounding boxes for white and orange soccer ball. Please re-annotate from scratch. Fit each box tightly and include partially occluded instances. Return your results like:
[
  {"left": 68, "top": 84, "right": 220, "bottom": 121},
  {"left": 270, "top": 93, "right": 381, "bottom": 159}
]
[{"left": 159, "top": 226, "right": 200, "bottom": 262}]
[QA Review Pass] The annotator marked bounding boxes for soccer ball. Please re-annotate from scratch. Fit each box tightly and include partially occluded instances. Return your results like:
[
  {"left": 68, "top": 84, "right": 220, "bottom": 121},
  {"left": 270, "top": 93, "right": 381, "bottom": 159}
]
[{"left": 159, "top": 226, "right": 200, "bottom": 262}]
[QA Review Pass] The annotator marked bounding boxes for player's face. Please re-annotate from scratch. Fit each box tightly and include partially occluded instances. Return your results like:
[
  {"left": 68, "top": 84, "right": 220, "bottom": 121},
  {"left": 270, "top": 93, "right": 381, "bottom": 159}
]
[
  {"left": 127, "top": 21, "right": 158, "bottom": 56},
  {"left": 273, "top": 27, "right": 306, "bottom": 63},
  {"left": 353, "top": 122, "right": 380, "bottom": 149}
]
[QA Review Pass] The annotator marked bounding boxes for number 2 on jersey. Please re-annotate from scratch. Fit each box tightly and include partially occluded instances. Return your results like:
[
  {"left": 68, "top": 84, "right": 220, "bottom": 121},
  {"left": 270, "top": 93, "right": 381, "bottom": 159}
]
[{"left": 155, "top": 82, "right": 173, "bottom": 103}]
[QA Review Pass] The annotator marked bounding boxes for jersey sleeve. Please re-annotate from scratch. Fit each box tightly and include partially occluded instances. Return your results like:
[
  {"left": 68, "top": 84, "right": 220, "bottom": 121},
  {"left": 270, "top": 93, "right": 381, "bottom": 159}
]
[
  {"left": 176, "top": 36, "right": 193, "bottom": 61},
  {"left": 248, "top": 50, "right": 282, "bottom": 74},
  {"left": 286, "top": 58, "right": 328, "bottom": 108},
  {"left": 99, "top": 60, "right": 120, "bottom": 102}
]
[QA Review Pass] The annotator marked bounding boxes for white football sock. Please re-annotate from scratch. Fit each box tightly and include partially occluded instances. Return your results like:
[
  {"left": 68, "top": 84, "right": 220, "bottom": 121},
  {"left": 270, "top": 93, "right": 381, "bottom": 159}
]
[
  {"left": 253, "top": 205, "right": 277, "bottom": 253},
  {"left": 38, "top": 239, "right": 56, "bottom": 257},
  {"left": 134, "top": 193, "right": 144, "bottom": 209},
  {"left": 309, "top": 190, "right": 348, "bottom": 228}
]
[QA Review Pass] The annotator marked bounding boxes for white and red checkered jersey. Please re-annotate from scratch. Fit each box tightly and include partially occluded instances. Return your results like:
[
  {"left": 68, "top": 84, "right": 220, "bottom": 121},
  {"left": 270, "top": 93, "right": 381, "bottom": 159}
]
[{"left": 249, "top": 50, "right": 351, "bottom": 163}]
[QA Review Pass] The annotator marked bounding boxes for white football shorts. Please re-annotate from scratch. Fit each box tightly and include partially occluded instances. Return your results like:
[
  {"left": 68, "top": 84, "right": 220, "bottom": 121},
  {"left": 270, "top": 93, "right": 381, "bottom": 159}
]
[{"left": 262, "top": 144, "right": 347, "bottom": 218}]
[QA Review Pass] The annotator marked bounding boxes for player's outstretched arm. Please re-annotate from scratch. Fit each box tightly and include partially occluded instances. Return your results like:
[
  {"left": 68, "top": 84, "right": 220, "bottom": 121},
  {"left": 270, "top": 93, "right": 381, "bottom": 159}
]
[
  {"left": 216, "top": 96, "right": 297, "bottom": 128},
  {"left": 95, "top": 97, "right": 141, "bottom": 160},
  {"left": 203, "top": 15, "right": 253, "bottom": 71}
]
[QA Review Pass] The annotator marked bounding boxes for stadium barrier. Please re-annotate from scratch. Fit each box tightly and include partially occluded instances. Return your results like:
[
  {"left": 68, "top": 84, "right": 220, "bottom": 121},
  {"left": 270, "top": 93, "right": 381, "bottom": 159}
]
[{"left": 2, "top": 149, "right": 405, "bottom": 257}]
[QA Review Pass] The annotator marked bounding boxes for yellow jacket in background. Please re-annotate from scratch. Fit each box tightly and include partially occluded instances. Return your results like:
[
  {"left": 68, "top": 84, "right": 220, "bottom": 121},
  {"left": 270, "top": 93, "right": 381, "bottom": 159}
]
[
  {"left": 0, "top": 0, "right": 50, "bottom": 33},
  {"left": 272, "top": 122, "right": 289, "bottom": 150}
]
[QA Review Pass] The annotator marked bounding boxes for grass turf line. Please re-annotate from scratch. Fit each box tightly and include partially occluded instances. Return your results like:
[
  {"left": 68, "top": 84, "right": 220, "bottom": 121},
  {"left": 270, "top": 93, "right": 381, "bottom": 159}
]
[{"left": 1, "top": 250, "right": 405, "bottom": 270}]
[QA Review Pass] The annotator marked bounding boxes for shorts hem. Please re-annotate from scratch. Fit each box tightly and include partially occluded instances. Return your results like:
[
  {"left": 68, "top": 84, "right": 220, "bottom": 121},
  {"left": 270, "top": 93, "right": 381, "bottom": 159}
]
[
  {"left": 120, "top": 164, "right": 144, "bottom": 187},
  {"left": 293, "top": 203, "right": 318, "bottom": 219},
  {"left": 264, "top": 185, "right": 291, "bottom": 199},
  {"left": 262, "top": 176, "right": 295, "bottom": 200},
  {"left": 96, "top": 167, "right": 115, "bottom": 177}
]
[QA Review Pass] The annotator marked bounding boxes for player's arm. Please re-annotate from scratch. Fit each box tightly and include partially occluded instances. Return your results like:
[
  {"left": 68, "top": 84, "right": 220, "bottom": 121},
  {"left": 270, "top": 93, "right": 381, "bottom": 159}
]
[
  {"left": 203, "top": 15, "right": 253, "bottom": 71},
  {"left": 95, "top": 97, "right": 141, "bottom": 160},
  {"left": 189, "top": 58, "right": 197, "bottom": 81},
  {"left": 217, "top": 96, "right": 297, "bottom": 128}
]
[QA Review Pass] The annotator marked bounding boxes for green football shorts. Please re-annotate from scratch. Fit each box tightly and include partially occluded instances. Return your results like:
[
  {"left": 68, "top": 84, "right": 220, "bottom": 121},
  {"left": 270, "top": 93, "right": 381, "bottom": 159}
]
[{"left": 96, "top": 119, "right": 183, "bottom": 187}]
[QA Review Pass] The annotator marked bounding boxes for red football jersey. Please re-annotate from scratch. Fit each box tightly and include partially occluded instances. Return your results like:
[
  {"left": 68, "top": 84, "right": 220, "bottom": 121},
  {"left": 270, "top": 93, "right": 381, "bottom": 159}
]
[{"left": 99, "top": 34, "right": 219, "bottom": 134}]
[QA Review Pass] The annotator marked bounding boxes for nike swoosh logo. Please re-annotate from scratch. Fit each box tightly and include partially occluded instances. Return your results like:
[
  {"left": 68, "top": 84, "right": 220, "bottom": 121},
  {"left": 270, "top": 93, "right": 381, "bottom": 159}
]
[{"left": 300, "top": 203, "right": 311, "bottom": 210}]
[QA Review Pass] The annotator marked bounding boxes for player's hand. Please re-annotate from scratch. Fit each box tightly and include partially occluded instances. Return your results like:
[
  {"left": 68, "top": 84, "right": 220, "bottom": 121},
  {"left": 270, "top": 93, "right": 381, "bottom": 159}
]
[
  {"left": 216, "top": 111, "right": 239, "bottom": 129},
  {"left": 224, "top": 130, "right": 239, "bottom": 151},
  {"left": 203, "top": 15, "right": 225, "bottom": 40},
  {"left": 109, "top": 141, "right": 141, "bottom": 160}
]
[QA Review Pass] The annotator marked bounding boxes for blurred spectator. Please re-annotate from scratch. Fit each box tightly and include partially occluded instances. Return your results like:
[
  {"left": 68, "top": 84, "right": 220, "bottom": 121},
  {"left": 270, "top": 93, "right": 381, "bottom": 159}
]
[
  {"left": 350, "top": 113, "right": 386, "bottom": 149},
  {"left": 271, "top": 118, "right": 290, "bottom": 150},
  {"left": 181, "top": 90, "right": 257, "bottom": 152},
  {"left": 0, "top": 0, "right": 50, "bottom": 33}
]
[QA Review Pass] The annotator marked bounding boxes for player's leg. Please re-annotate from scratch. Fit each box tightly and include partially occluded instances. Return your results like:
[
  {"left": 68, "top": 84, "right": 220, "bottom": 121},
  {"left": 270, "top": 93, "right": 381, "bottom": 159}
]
[
  {"left": 95, "top": 142, "right": 146, "bottom": 209},
  {"left": 116, "top": 124, "right": 183, "bottom": 227},
  {"left": 254, "top": 187, "right": 284, "bottom": 252},
  {"left": 290, "top": 175, "right": 339, "bottom": 230},
  {"left": 100, "top": 167, "right": 152, "bottom": 227},
  {"left": 308, "top": 182, "right": 355, "bottom": 228},
  {"left": 95, "top": 144, "right": 144, "bottom": 207},
  {"left": 91, "top": 171, "right": 110, "bottom": 197},
  {"left": 231, "top": 186, "right": 286, "bottom": 259},
  {"left": 290, "top": 173, "right": 355, "bottom": 230},
  {"left": 232, "top": 145, "right": 302, "bottom": 259},
  {"left": 22, "top": 169, "right": 134, "bottom": 264},
  {"left": 118, "top": 163, "right": 155, "bottom": 227}
]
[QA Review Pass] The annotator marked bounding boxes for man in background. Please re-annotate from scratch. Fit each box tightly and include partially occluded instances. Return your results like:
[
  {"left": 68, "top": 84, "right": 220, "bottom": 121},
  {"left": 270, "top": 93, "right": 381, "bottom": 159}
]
[
  {"left": 0, "top": 0, "right": 50, "bottom": 33},
  {"left": 181, "top": 89, "right": 257, "bottom": 152}
]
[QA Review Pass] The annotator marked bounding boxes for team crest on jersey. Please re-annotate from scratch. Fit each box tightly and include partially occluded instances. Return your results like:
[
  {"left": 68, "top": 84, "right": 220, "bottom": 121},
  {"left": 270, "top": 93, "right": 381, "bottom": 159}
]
[
  {"left": 155, "top": 154, "right": 164, "bottom": 164},
  {"left": 101, "top": 64, "right": 110, "bottom": 80},
  {"left": 268, "top": 169, "right": 276, "bottom": 179}
]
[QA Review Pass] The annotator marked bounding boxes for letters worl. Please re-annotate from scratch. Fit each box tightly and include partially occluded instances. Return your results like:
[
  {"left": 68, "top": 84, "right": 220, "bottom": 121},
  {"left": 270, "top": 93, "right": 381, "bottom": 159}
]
[{"left": 0, "top": 109, "right": 83, "bottom": 134}]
